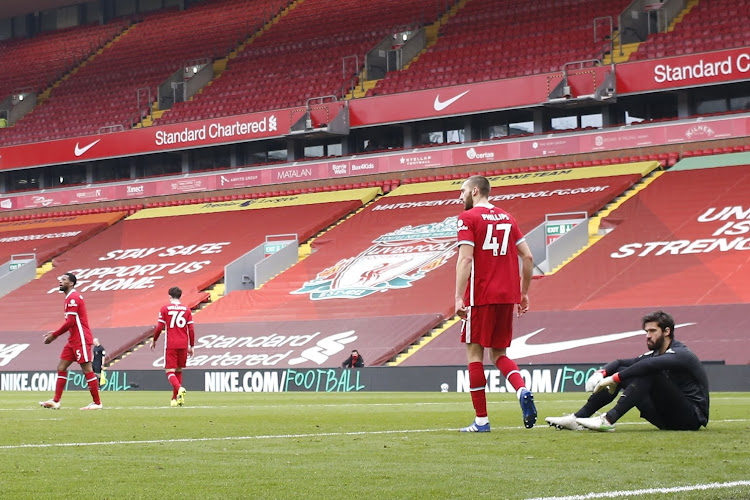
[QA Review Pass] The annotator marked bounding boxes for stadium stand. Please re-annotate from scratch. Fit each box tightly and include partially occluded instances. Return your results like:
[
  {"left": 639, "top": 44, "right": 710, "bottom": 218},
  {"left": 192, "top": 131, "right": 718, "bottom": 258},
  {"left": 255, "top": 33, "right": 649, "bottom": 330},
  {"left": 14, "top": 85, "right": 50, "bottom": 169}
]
[
  {"left": 371, "top": 0, "right": 632, "bottom": 96},
  {"left": 0, "top": 0, "right": 277, "bottom": 145},
  {"left": 405, "top": 162, "right": 750, "bottom": 367},
  {"left": 158, "top": 0, "right": 438, "bottom": 125},
  {"left": 0, "top": 0, "right": 749, "bottom": 375},
  {"left": 106, "top": 163, "right": 656, "bottom": 369},
  {"left": 630, "top": 0, "right": 750, "bottom": 60},
  {"left": 0, "top": 22, "right": 125, "bottom": 99},
  {"left": 0, "top": 211, "right": 125, "bottom": 265},
  {"left": 0, "top": 189, "right": 376, "bottom": 369},
  {"left": 532, "top": 163, "right": 750, "bottom": 310}
]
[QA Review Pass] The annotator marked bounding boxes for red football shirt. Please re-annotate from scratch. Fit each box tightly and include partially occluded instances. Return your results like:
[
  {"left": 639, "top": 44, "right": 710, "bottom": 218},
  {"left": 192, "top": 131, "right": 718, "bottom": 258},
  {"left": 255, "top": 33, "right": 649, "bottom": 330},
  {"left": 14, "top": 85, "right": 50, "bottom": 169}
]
[
  {"left": 155, "top": 301, "right": 195, "bottom": 349},
  {"left": 53, "top": 290, "right": 93, "bottom": 345},
  {"left": 457, "top": 203, "right": 524, "bottom": 306}
]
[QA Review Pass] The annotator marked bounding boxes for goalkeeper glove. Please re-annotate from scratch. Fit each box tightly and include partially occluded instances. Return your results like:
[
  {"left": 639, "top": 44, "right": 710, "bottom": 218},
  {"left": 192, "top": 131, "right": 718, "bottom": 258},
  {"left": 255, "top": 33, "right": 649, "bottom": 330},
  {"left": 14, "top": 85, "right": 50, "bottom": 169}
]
[
  {"left": 593, "top": 374, "right": 619, "bottom": 394},
  {"left": 585, "top": 370, "right": 606, "bottom": 392}
]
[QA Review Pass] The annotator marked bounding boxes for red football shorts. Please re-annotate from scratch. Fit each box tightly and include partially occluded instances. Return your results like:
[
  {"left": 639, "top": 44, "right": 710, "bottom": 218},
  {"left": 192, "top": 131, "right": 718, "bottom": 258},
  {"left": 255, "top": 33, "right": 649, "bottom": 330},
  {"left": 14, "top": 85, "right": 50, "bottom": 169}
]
[
  {"left": 60, "top": 342, "right": 92, "bottom": 364},
  {"left": 164, "top": 348, "right": 188, "bottom": 369},
  {"left": 460, "top": 303, "right": 515, "bottom": 349}
]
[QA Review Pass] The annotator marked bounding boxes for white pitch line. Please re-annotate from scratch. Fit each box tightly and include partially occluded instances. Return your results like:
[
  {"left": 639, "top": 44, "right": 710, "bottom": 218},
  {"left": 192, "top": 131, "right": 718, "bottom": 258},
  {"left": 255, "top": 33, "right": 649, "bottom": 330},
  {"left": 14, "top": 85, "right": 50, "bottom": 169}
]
[
  {"left": 525, "top": 480, "right": 750, "bottom": 500},
  {"left": 2, "top": 395, "right": 747, "bottom": 413},
  {"left": 0, "top": 428, "right": 456, "bottom": 450},
  {"left": 1, "top": 418, "right": 749, "bottom": 450},
  {"left": 0, "top": 400, "right": 534, "bottom": 412}
]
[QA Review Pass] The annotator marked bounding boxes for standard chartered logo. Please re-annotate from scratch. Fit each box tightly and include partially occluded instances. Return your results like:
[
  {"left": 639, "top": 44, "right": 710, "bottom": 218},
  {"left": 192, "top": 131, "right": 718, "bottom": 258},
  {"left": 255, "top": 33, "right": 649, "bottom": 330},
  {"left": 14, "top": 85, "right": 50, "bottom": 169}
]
[
  {"left": 0, "top": 343, "right": 29, "bottom": 367},
  {"left": 288, "top": 331, "right": 357, "bottom": 365}
]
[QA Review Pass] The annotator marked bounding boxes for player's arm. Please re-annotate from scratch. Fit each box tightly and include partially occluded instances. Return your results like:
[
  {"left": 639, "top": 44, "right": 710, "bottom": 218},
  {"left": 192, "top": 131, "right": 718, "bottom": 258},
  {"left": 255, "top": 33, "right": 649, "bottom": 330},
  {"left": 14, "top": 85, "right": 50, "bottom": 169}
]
[
  {"left": 45, "top": 313, "right": 76, "bottom": 343},
  {"left": 602, "top": 356, "right": 641, "bottom": 375},
  {"left": 615, "top": 350, "right": 690, "bottom": 381},
  {"left": 594, "top": 351, "right": 689, "bottom": 393},
  {"left": 151, "top": 321, "right": 165, "bottom": 350},
  {"left": 516, "top": 239, "right": 533, "bottom": 316},
  {"left": 187, "top": 320, "right": 195, "bottom": 358},
  {"left": 454, "top": 243, "right": 474, "bottom": 318}
]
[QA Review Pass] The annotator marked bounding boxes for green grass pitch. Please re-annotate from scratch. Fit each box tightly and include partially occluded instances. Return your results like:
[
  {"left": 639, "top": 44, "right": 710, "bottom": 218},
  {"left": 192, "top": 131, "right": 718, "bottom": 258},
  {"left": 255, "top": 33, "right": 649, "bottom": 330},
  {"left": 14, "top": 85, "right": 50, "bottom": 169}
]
[{"left": 0, "top": 391, "right": 748, "bottom": 499}]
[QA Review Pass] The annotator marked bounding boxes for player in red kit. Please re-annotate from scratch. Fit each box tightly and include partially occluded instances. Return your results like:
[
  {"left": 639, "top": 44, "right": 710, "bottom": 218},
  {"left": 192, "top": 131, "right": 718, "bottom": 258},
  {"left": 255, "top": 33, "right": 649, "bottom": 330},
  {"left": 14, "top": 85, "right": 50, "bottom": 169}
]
[
  {"left": 151, "top": 286, "right": 195, "bottom": 407},
  {"left": 40, "top": 272, "right": 102, "bottom": 410},
  {"left": 455, "top": 175, "right": 536, "bottom": 431}
]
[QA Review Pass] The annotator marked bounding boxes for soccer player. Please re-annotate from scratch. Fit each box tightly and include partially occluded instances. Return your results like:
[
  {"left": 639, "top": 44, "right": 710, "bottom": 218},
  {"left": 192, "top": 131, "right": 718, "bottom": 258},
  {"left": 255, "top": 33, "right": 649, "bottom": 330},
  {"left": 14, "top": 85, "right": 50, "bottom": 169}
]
[
  {"left": 40, "top": 272, "right": 102, "bottom": 410},
  {"left": 151, "top": 286, "right": 195, "bottom": 407},
  {"left": 546, "top": 310, "right": 709, "bottom": 432},
  {"left": 455, "top": 175, "right": 536, "bottom": 432}
]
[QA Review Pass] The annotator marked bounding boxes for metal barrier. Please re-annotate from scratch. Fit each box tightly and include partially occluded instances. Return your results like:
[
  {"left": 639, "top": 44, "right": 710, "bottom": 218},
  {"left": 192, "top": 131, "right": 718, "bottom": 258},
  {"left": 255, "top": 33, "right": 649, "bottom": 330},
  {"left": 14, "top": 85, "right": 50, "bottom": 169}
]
[
  {"left": 0, "top": 254, "right": 37, "bottom": 299},
  {"left": 98, "top": 124, "right": 125, "bottom": 134},
  {"left": 224, "top": 235, "right": 298, "bottom": 293}
]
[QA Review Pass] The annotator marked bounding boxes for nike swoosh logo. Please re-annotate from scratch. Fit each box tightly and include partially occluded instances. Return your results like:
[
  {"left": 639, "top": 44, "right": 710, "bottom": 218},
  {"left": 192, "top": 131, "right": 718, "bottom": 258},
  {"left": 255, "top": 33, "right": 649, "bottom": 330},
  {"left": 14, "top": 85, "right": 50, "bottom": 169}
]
[
  {"left": 74, "top": 139, "right": 101, "bottom": 157},
  {"left": 507, "top": 323, "right": 695, "bottom": 360},
  {"left": 433, "top": 91, "right": 469, "bottom": 111}
]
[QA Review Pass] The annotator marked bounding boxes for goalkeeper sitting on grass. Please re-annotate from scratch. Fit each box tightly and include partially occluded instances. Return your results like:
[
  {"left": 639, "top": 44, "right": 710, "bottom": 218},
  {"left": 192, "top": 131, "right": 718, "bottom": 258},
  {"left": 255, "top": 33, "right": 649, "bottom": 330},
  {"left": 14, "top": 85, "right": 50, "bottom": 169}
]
[{"left": 546, "top": 310, "right": 709, "bottom": 432}]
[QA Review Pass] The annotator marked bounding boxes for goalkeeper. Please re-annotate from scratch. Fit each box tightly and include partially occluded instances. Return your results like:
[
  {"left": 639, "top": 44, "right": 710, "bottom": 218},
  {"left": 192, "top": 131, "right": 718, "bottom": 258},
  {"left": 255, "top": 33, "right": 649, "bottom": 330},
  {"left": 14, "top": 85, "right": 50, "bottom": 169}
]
[{"left": 546, "top": 310, "right": 709, "bottom": 432}]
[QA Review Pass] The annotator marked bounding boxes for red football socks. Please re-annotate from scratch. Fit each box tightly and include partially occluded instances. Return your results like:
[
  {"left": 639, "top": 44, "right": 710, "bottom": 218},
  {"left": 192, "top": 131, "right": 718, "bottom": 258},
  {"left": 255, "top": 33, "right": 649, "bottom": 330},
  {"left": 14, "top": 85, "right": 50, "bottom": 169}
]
[
  {"left": 54, "top": 371, "right": 67, "bottom": 402},
  {"left": 167, "top": 372, "right": 180, "bottom": 399},
  {"left": 495, "top": 356, "right": 525, "bottom": 391},
  {"left": 85, "top": 373, "right": 101, "bottom": 405},
  {"left": 468, "top": 362, "right": 488, "bottom": 418}
]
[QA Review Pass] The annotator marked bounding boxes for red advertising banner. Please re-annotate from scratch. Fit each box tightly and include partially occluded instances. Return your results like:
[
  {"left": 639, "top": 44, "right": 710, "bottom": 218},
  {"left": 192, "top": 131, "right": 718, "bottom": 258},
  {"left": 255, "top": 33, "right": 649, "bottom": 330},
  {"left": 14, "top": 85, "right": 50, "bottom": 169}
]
[
  {"left": 348, "top": 74, "right": 558, "bottom": 126},
  {"left": 1, "top": 114, "right": 747, "bottom": 211},
  {"left": 617, "top": 46, "right": 750, "bottom": 94},
  {"left": 664, "top": 118, "right": 745, "bottom": 143},
  {"left": 0, "top": 108, "right": 295, "bottom": 171},
  {"left": 450, "top": 143, "right": 510, "bottom": 165},
  {"left": 2, "top": 114, "right": 748, "bottom": 211},
  {"left": 1, "top": 47, "right": 749, "bottom": 174},
  {"left": 579, "top": 127, "right": 662, "bottom": 151},
  {"left": 381, "top": 149, "right": 451, "bottom": 173},
  {"left": 401, "top": 304, "right": 749, "bottom": 366},
  {"left": 518, "top": 135, "right": 581, "bottom": 157}
]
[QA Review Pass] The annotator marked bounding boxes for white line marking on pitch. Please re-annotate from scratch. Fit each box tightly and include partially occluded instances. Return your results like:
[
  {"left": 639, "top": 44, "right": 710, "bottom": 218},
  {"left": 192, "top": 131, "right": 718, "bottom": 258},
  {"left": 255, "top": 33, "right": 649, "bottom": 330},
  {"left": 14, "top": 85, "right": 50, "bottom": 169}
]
[
  {"left": 1, "top": 395, "right": 746, "bottom": 412},
  {"left": 525, "top": 480, "right": 750, "bottom": 500},
  {"left": 0, "top": 418, "right": 749, "bottom": 450},
  {"left": 0, "top": 428, "right": 455, "bottom": 450}
]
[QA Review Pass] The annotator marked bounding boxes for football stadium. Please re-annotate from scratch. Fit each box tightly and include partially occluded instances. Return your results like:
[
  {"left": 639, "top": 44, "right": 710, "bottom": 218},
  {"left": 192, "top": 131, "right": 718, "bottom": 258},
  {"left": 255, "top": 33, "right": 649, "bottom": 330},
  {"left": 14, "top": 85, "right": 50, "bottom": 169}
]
[{"left": 0, "top": 0, "right": 749, "bottom": 498}]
